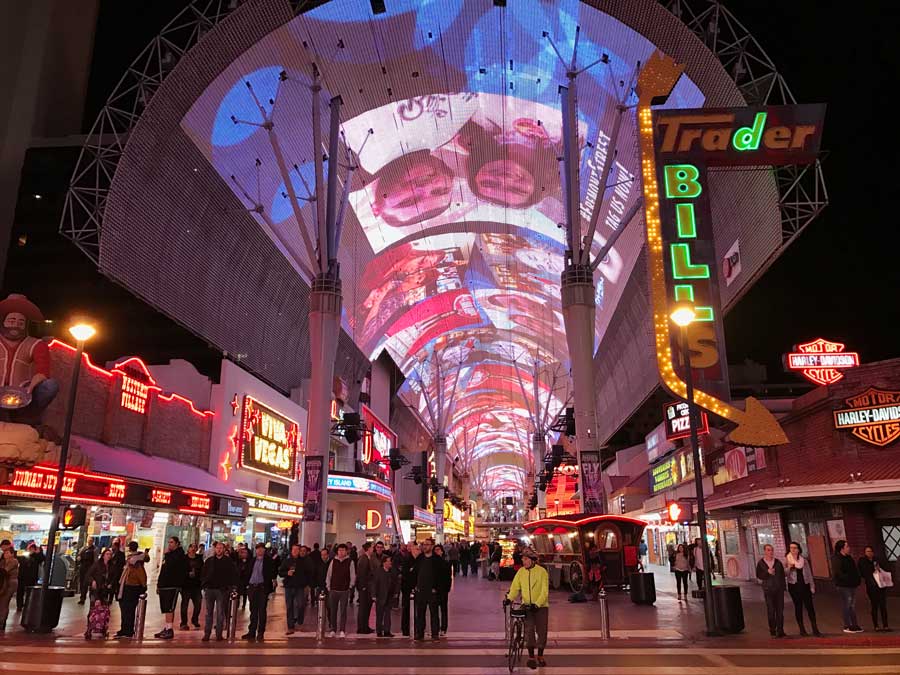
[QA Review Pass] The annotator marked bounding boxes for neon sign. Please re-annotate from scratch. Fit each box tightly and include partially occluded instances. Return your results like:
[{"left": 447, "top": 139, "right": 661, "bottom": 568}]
[
  {"left": 151, "top": 489, "right": 172, "bottom": 505},
  {"left": 366, "top": 509, "right": 382, "bottom": 530},
  {"left": 664, "top": 400, "right": 710, "bottom": 441},
  {"left": 360, "top": 404, "right": 396, "bottom": 477},
  {"left": 238, "top": 490, "right": 304, "bottom": 518},
  {"left": 833, "top": 388, "right": 900, "bottom": 447},
  {"left": 238, "top": 396, "right": 299, "bottom": 481},
  {"left": 327, "top": 473, "right": 393, "bottom": 501},
  {"left": 786, "top": 338, "right": 860, "bottom": 386}
]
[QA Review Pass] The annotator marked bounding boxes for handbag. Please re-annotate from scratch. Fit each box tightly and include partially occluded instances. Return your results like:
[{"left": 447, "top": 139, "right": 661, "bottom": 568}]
[{"left": 875, "top": 569, "right": 894, "bottom": 589}]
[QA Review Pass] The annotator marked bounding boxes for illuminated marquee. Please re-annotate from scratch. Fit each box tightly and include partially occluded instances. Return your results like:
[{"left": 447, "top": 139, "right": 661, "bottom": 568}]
[
  {"left": 833, "top": 388, "right": 900, "bottom": 447},
  {"left": 237, "top": 490, "right": 304, "bottom": 518},
  {"left": 664, "top": 400, "right": 709, "bottom": 441},
  {"left": 636, "top": 53, "right": 824, "bottom": 446},
  {"left": 786, "top": 338, "right": 860, "bottom": 386},
  {"left": 238, "top": 396, "right": 299, "bottom": 481},
  {"left": 327, "top": 473, "right": 393, "bottom": 501},
  {"left": 360, "top": 404, "right": 396, "bottom": 476},
  {"left": 113, "top": 357, "right": 157, "bottom": 415}
]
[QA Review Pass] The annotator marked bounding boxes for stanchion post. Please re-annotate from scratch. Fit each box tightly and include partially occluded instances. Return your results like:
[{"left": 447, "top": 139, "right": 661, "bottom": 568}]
[
  {"left": 599, "top": 591, "right": 610, "bottom": 640},
  {"left": 409, "top": 589, "right": 416, "bottom": 642},
  {"left": 135, "top": 593, "right": 148, "bottom": 642},
  {"left": 227, "top": 590, "right": 239, "bottom": 642},
  {"left": 316, "top": 590, "right": 327, "bottom": 642}
]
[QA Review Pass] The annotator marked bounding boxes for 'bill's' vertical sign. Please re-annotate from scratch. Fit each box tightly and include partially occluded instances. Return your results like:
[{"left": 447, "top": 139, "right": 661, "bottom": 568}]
[{"left": 652, "top": 104, "right": 826, "bottom": 402}]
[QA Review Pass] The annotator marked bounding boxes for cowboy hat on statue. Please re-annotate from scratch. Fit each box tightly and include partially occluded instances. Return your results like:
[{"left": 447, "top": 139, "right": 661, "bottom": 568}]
[{"left": 0, "top": 294, "right": 58, "bottom": 425}]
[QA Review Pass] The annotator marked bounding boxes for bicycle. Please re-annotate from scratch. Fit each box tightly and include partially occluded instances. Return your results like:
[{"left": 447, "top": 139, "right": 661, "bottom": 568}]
[{"left": 503, "top": 600, "right": 527, "bottom": 672}]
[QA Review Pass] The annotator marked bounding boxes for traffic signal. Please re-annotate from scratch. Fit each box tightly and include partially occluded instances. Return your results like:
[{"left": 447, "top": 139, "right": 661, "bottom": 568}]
[
  {"left": 667, "top": 502, "right": 683, "bottom": 523},
  {"left": 61, "top": 506, "right": 87, "bottom": 530}
]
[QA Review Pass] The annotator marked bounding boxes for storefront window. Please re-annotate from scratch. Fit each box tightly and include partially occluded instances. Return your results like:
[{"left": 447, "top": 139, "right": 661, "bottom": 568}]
[
  {"left": 755, "top": 527, "right": 774, "bottom": 555},
  {"left": 723, "top": 529, "right": 740, "bottom": 556},
  {"left": 882, "top": 525, "right": 900, "bottom": 562},
  {"left": 788, "top": 522, "right": 808, "bottom": 552}
]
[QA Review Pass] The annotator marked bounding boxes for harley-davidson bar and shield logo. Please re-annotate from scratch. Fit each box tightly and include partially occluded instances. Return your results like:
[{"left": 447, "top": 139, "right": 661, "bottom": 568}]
[{"left": 833, "top": 388, "right": 900, "bottom": 447}]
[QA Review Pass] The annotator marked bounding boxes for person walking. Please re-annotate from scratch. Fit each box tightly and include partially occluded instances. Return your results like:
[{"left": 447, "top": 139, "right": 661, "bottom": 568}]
[
  {"left": 480, "top": 542, "right": 490, "bottom": 579},
  {"left": 0, "top": 546, "right": 20, "bottom": 631},
  {"left": 433, "top": 543, "right": 452, "bottom": 636},
  {"left": 201, "top": 541, "right": 238, "bottom": 642},
  {"left": 785, "top": 541, "right": 821, "bottom": 636},
  {"left": 447, "top": 542, "right": 460, "bottom": 577},
  {"left": 235, "top": 546, "right": 252, "bottom": 611},
  {"left": 639, "top": 538, "right": 649, "bottom": 569},
  {"left": 308, "top": 543, "right": 322, "bottom": 609},
  {"left": 667, "top": 542, "right": 676, "bottom": 572},
  {"left": 279, "top": 544, "right": 312, "bottom": 634},
  {"left": 490, "top": 543, "right": 502, "bottom": 580},
  {"left": 76, "top": 537, "right": 96, "bottom": 605},
  {"left": 832, "top": 539, "right": 864, "bottom": 633},
  {"left": 756, "top": 544, "right": 786, "bottom": 638},
  {"left": 315, "top": 547, "right": 330, "bottom": 607},
  {"left": 505, "top": 547, "right": 550, "bottom": 670},
  {"left": 470, "top": 541, "right": 480, "bottom": 577},
  {"left": 153, "top": 536, "right": 188, "bottom": 640},
  {"left": 691, "top": 537, "right": 706, "bottom": 592},
  {"left": 356, "top": 542, "right": 374, "bottom": 634},
  {"left": 114, "top": 542, "right": 148, "bottom": 639},
  {"left": 673, "top": 543, "right": 691, "bottom": 599},
  {"left": 242, "top": 542, "right": 277, "bottom": 642},
  {"left": 180, "top": 543, "right": 203, "bottom": 629},
  {"left": 372, "top": 554, "right": 398, "bottom": 637},
  {"left": 858, "top": 545, "right": 891, "bottom": 632},
  {"left": 459, "top": 541, "right": 470, "bottom": 577},
  {"left": 399, "top": 542, "right": 416, "bottom": 637},
  {"left": 413, "top": 538, "right": 441, "bottom": 642},
  {"left": 325, "top": 543, "right": 356, "bottom": 638},
  {"left": 16, "top": 542, "right": 42, "bottom": 612}
]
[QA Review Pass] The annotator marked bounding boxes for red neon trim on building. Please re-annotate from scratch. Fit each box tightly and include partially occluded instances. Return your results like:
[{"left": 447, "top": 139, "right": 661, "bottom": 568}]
[
  {"left": 523, "top": 515, "right": 648, "bottom": 530},
  {"left": 111, "top": 356, "right": 158, "bottom": 386},
  {"left": 178, "top": 508, "right": 211, "bottom": 515},
  {"left": 0, "top": 487, "right": 125, "bottom": 506},
  {"left": 48, "top": 340, "right": 214, "bottom": 418}
]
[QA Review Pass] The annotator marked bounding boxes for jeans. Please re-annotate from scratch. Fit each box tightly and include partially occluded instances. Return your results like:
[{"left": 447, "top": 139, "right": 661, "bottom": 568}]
[
  {"left": 401, "top": 589, "right": 413, "bottom": 635},
  {"left": 460, "top": 560, "right": 468, "bottom": 577},
  {"left": 414, "top": 589, "right": 439, "bottom": 639},
  {"left": 525, "top": 606, "right": 549, "bottom": 651},
  {"left": 285, "top": 585, "right": 307, "bottom": 629},
  {"left": 694, "top": 569, "right": 704, "bottom": 590},
  {"left": 203, "top": 588, "right": 226, "bottom": 637},
  {"left": 328, "top": 589, "right": 350, "bottom": 632},
  {"left": 787, "top": 582, "right": 818, "bottom": 632},
  {"left": 674, "top": 570, "right": 690, "bottom": 595},
  {"left": 838, "top": 586, "right": 859, "bottom": 629},
  {"left": 470, "top": 559, "right": 478, "bottom": 576},
  {"left": 449, "top": 560, "right": 459, "bottom": 576},
  {"left": 180, "top": 587, "right": 202, "bottom": 626},
  {"left": 247, "top": 584, "right": 269, "bottom": 636},
  {"left": 375, "top": 600, "right": 392, "bottom": 635},
  {"left": 357, "top": 586, "right": 372, "bottom": 632},
  {"left": 119, "top": 585, "right": 143, "bottom": 636},
  {"left": 764, "top": 589, "right": 784, "bottom": 635},
  {"left": 867, "top": 586, "right": 889, "bottom": 629}
]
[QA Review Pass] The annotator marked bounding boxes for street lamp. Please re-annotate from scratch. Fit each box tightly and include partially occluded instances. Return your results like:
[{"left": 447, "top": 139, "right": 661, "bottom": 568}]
[
  {"left": 670, "top": 302, "right": 717, "bottom": 636},
  {"left": 554, "top": 498, "right": 560, "bottom": 517},
  {"left": 37, "top": 321, "right": 96, "bottom": 629}
]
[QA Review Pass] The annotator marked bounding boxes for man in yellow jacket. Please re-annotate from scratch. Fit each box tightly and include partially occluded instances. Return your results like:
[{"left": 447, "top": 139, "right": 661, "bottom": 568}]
[{"left": 505, "top": 547, "right": 549, "bottom": 669}]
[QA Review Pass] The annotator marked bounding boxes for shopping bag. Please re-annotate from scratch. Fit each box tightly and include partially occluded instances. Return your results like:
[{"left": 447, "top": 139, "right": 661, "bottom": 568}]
[{"left": 876, "top": 569, "right": 894, "bottom": 588}]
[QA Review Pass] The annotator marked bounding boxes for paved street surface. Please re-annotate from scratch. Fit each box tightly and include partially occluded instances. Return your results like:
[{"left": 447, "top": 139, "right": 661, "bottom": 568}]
[{"left": 2, "top": 564, "right": 899, "bottom": 672}]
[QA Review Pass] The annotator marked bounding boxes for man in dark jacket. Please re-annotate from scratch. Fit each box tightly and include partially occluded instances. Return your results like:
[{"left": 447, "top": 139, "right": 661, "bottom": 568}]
[
  {"left": 243, "top": 543, "right": 278, "bottom": 642},
  {"left": 308, "top": 543, "right": 322, "bottom": 608},
  {"left": 180, "top": 543, "right": 203, "bottom": 629},
  {"left": 154, "top": 536, "right": 188, "bottom": 640},
  {"left": 832, "top": 539, "right": 864, "bottom": 633},
  {"left": 201, "top": 541, "right": 238, "bottom": 642},
  {"left": 413, "top": 538, "right": 441, "bottom": 641},
  {"left": 280, "top": 544, "right": 313, "bottom": 634},
  {"left": 398, "top": 543, "right": 416, "bottom": 636},
  {"left": 16, "top": 543, "right": 42, "bottom": 611},
  {"left": 372, "top": 555, "right": 398, "bottom": 637},
  {"left": 356, "top": 542, "right": 374, "bottom": 634},
  {"left": 109, "top": 539, "right": 126, "bottom": 598},
  {"left": 755, "top": 544, "right": 786, "bottom": 637},
  {"left": 76, "top": 537, "right": 96, "bottom": 604}
]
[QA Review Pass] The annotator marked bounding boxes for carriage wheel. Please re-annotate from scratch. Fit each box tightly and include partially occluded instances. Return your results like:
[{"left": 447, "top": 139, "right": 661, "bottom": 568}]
[{"left": 569, "top": 561, "right": 585, "bottom": 594}]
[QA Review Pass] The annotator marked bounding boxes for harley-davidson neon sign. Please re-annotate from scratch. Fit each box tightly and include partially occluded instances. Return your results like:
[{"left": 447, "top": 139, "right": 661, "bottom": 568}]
[{"left": 786, "top": 338, "right": 859, "bottom": 386}]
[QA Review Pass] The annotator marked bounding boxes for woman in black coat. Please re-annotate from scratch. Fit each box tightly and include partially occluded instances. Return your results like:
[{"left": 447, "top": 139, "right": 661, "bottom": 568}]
[
  {"left": 87, "top": 548, "right": 116, "bottom": 604},
  {"left": 858, "top": 545, "right": 891, "bottom": 631},
  {"left": 756, "top": 543, "right": 786, "bottom": 637},
  {"left": 432, "top": 544, "right": 452, "bottom": 636}
]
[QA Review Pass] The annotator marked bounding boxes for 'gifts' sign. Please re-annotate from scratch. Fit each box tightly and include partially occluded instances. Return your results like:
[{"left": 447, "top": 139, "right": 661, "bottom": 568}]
[{"left": 238, "top": 396, "right": 300, "bottom": 480}]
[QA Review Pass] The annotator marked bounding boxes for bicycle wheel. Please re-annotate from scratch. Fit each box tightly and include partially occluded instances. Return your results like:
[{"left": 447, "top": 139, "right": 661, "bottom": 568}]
[{"left": 508, "top": 621, "right": 523, "bottom": 672}]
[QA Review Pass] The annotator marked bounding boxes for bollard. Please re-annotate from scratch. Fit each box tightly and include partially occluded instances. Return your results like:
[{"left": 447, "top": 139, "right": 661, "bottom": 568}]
[
  {"left": 316, "top": 590, "right": 327, "bottom": 642},
  {"left": 409, "top": 589, "right": 416, "bottom": 642},
  {"left": 135, "top": 593, "right": 148, "bottom": 642},
  {"left": 599, "top": 591, "right": 611, "bottom": 640},
  {"left": 227, "top": 590, "right": 239, "bottom": 642}
]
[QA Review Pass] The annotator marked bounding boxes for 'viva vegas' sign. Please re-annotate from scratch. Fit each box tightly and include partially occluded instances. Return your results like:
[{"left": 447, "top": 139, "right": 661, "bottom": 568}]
[{"left": 635, "top": 52, "right": 826, "bottom": 446}]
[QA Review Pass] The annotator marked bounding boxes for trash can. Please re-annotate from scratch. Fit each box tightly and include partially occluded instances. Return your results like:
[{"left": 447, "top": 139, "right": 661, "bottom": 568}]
[
  {"left": 21, "top": 586, "right": 65, "bottom": 633},
  {"left": 629, "top": 572, "right": 656, "bottom": 605},
  {"left": 712, "top": 585, "right": 744, "bottom": 633}
]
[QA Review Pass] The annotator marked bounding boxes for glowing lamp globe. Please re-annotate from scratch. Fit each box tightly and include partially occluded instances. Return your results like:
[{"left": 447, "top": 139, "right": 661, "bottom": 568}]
[
  {"left": 670, "top": 303, "right": 696, "bottom": 327},
  {"left": 69, "top": 323, "right": 97, "bottom": 343}
]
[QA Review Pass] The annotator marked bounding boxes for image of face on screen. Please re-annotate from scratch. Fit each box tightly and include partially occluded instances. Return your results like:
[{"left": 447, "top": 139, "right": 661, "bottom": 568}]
[{"left": 179, "top": 0, "right": 704, "bottom": 492}]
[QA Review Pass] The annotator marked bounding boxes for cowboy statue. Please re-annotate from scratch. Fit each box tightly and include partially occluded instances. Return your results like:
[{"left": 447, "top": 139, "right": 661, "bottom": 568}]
[{"left": 0, "top": 294, "right": 59, "bottom": 425}]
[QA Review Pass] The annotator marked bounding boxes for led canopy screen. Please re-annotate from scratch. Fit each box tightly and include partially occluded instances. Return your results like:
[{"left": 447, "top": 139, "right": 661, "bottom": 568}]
[{"left": 180, "top": 0, "right": 704, "bottom": 491}]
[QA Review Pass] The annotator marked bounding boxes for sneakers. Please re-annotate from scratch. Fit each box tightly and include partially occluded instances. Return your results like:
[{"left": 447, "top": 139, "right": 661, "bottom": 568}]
[
  {"left": 850, "top": 626, "right": 865, "bottom": 633},
  {"left": 842, "top": 627, "right": 854, "bottom": 634},
  {"left": 440, "top": 630, "right": 447, "bottom": 636},
  {"left": 179, "top": 623, "right": 189, "bottom": 630},
  {"left": 154, "top": 628, "right": 174, "bottom": 640},
  {"left": 537, "top": 657, "right": 547, "bottom": 667},
  {"left": 327, "top": 630, "right": 336, "bottom": 638},
  {"left": 339, "top": 631, "right": 346, "bottom": 638}
]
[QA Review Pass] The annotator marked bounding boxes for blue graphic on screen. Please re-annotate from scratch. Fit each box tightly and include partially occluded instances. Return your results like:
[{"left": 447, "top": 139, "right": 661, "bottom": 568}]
[{"left": 180, "top": 0, "right": 705, "bottom": 490}]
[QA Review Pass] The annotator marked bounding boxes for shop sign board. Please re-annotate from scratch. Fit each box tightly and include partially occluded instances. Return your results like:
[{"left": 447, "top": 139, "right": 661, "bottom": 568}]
[
  {"left": 360, "top": 404, "right": 395, "bottom": 480},
  {"left": 785, "top": 338, "right": 860, "bottom": 386},
  {"left": 413, "top": 506, "right": 436, "bottom": 526},
  {"left": 238, "top": 490, "right": 303, "bottom": 518},
  {"left": 833, "top": 388, "right": 900, "bottom": 447},
  {"left": 581, "top": 451, "right": 603, "bottom": 514},
  {"left": 327, "top": 473, "right": 393, "bottom": 501},
  {"left": 238, "top": 396, "right": 300, "bottom": 481},
  {"left": 712, "top": 446, "right": 767, "bottom": 485},
  {"left": 0, "top": 464, "right": 223, "bottom": 515},
  {"left": 650, "top": 457, "right": 679, "bottom": 493},
  {"left": 664, "top": 400, "right": 710, "bottom": 441},
  {"left": 302, "top": 456, "right": 324, "bottom": 521}
]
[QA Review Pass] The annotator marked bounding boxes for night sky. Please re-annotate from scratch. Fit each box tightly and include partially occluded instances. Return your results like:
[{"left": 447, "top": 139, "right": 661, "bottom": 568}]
[{"left": 4, "top": 0, "right": 897, "bottom": 389}]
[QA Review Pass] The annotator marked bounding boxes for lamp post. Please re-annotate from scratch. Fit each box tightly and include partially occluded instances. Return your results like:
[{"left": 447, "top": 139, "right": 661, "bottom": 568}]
[
  {"left": 670, "top": 302, "right": 716, "bottom": 636},
  {"left": 554, "top": 499, "right": 560, "bottom": 517},
  {"left": 40, "top": 323, "right": 96, "bottom": 606}
]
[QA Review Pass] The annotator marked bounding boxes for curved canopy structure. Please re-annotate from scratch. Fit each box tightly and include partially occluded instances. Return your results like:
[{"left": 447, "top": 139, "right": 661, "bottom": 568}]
[{"left": 63, "top": 0, "right": 819, "bottom": 495}]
